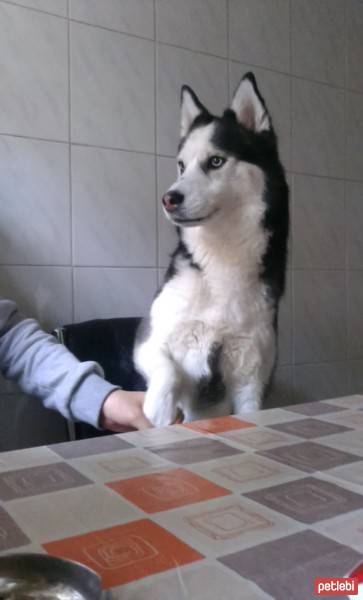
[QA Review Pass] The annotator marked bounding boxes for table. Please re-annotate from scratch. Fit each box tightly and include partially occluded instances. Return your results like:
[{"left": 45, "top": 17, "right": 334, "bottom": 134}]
[{"left": 1, "top": 395, "right": 363, "bottom": 599}]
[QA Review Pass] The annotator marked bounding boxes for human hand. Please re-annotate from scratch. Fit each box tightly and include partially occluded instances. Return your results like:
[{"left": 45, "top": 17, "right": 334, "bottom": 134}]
[{"left": 99, "top": 390, "right": 152, "bottom": 432}]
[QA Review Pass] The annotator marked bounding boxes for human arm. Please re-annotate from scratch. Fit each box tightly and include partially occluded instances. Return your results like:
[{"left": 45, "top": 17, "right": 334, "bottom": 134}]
[{"left": 0, "top": 297, "right": 150, "bottom": 429}]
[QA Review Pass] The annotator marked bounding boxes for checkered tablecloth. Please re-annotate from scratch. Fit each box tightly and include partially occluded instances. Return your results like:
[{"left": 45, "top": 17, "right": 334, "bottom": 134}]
[{"left": 1, "top": 396, "right": 363, "bottom": 599}]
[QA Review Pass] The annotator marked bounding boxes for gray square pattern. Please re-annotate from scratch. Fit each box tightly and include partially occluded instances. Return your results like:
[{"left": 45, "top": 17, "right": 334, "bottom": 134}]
[
  {"left": 286, "top": 402, "right": 347, "bottom": 416},
  {"left": 0, "top": 507, "right": 30, "bottom": 551},
  {"left": 0, "top": 464, "right": 91, "bottom": 500},
  {"left": 269, "top": 419, "right": 352, "bottom": 439},
  {"left": 259, "top": 441, "right": 361, "bottom": 473},
  {"left": 219, "top": 530, "right": 362, "bottom": 600},
  {"left": 148, "top": 438, "right": 242, "bottom": 465},
  {"left": 245, "top": 477, "right": 363, "bottom": 523},
  {"left": 50, "top": 435, "right": 132, "bottom": 459}
]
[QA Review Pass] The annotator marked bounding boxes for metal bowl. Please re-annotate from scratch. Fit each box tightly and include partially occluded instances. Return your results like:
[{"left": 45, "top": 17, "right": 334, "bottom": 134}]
[{"left": 0, "top": 553, "right": 107, "bottom": 600}]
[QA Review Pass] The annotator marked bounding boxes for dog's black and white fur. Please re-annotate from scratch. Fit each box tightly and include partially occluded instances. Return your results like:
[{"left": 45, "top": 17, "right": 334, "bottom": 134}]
[{"left": 134, "top": 72, "right": 289, "bottom": 426}]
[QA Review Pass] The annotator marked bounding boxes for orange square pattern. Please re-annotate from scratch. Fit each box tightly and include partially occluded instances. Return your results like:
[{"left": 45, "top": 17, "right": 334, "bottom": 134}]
[
  {"left": 107, "top": 467, "right": 231, "bottom": 513},
  {"left": 183, "top": 416, "right": 255, "bottom": 434},
  {"left": 44, "top": 519, "right": 203, "bottom": 588}
]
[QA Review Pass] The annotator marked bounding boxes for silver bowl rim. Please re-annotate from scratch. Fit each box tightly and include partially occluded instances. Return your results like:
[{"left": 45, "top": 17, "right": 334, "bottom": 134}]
[
  {"left": 0, "top": 552, "right": 103, "bottom": 597},
  {"left": 0, "top": 552, "right": 101, "bottom": 580}
]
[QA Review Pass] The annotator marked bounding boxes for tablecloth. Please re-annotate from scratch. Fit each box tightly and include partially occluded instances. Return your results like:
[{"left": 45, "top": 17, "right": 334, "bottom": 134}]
[{"left": 1, "top": 395, "right": 363, "bottom": 599}]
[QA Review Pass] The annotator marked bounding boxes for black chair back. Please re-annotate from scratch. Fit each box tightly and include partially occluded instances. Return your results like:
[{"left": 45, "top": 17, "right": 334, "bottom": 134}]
[{"left": 55, "top": 317, "right": 146, "bottom": 439}]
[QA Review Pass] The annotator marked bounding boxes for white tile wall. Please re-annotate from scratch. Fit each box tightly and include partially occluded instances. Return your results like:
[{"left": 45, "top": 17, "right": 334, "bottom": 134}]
[
  {"left": 277, "top": 270, "right": 292, "bottom": 366},
  {"left": 294, "top": 270, "right": 346, "bottom": 364},
  {"left": 292, "top": 175, "right": 345, "bottom": 269},
  {"left": 0, "top": 0, "right": 363, "bottom": 436},
  {"left": 70, "top": 22, "right": 155, "bottom": 151},
  {"left": 228, "top": 0, "right": 290, "bottom": 72},
  {"left": 0, "top": 266, "right": 72, "bottom": 329},
  {"left": 346, "top": 91, "right": 363, "bottom": 180},
  {"left": 293, "top": 362, "right": 348, "bottom": 402},
  {"left": 346, "top": 181, "right": 363, "bottom": 269},
  {"left": 347, "top": 270, "right": 363, "bottom": 360},
  {"left": 291, "top": 79, "right": 345, "bottom": 177},
  {"left": 72, "top": 146, "right": 156, "bottom": 266},
  {"left": 70, "top": 0, "right": 155, "bottom": 39},
  {"left": 346, "top": 0, "right": 363, "bottom": 93},
  {"left": 156, "top": 0, "right": 227, "bottom": 56},
  {"left": 0, "top": 136, "right": 70, "bottom": 265},
  {"left": 291, "top": 0, "right": 345, "bottom": 87},
  {"left": 0, "top": 2, "right": 68, "bottom": 139},
  {"left": 73, "top": 267, "right": 157, "bottom": 321}
]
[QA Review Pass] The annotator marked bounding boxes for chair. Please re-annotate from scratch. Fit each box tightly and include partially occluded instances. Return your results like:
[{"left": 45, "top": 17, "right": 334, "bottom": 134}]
[{"left": 54, "top": 318, "right": 146, "bottom": 440}]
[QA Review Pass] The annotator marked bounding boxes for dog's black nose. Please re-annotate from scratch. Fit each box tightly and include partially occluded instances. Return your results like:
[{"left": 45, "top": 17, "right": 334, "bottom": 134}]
[{"left": 162, "top": 190, "right": 184, "bottom": 212}]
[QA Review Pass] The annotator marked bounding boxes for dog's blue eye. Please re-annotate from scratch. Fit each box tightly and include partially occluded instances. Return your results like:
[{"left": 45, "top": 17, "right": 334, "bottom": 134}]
[
  {"left": 208, "top": 156, "right": 225, "bottom": 169},
  {"left": 178, "top": 161, "right": 185, "bottom": 174}
]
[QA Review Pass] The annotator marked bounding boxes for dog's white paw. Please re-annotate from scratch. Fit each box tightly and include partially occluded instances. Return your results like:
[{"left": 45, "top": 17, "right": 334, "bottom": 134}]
[
  {"left": 238, "top": 399, "right": 260, "bottom": 413},
  {"left": 143, "top": 388, "right": 177, "bottom": 427},
  {"left": 233, "top": 384, "right": 261, "bottom": 414}
]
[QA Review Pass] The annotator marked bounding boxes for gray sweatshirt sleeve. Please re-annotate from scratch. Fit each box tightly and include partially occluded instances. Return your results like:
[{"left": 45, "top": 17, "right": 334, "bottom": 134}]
[{"left": 0, "top": 298, "right": 119, "bottom": 427}]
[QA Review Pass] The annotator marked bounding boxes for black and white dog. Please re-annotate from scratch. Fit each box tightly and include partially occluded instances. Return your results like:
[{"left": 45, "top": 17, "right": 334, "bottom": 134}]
[{"left": 134, "top": 73, "right": 289, "bottom": 426}]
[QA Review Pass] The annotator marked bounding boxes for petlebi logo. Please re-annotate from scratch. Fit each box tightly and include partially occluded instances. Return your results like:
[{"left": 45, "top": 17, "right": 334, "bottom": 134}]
[
  {"left": 314, "top": 577, "right": 358, "bottom": 596},
  {"left": 313, "top": 563, "right": 363, "bottom": 597}
]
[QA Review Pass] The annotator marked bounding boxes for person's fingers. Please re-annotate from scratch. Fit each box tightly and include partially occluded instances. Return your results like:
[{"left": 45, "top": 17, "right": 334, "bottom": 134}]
[
  {"left": 131, "top": 411, "right": 153, "bottom": 430},
  {"left": 107, "top": 424, "right": 134, "bottom": 433}
]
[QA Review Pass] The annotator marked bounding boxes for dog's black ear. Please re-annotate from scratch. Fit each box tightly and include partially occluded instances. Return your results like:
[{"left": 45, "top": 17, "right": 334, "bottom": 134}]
[
  {"left": 231, "top": 73, "right": 271, "bottom": 132},
  {"left": 180, "top": 85, "right": 207, "bottom": 137}
]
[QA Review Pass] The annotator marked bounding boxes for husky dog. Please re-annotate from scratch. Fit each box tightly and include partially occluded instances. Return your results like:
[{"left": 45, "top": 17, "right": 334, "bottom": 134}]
[{"left": 134, "top": 72, "right": 289, "bottom": 426}]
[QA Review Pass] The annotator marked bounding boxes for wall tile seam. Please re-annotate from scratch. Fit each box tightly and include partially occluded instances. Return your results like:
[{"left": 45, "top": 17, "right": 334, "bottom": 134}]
[
  {"left": 293, "top": 358, "right": 352, "bottom": 367},
  {"left": 0, "top": 0, "right": 67, "bottom": 19},
  {"left": 4, "top": 265, "right": 362, "bottom": 272},
  {"left": 0, "top": 265, "right": 162, "bottom": 270},
  {"left": 66, "top": 0, "right": 75, "bottom": 323},
  {"left": 2, "top": 132, "right": 363, "bottom": 186},
  {"left": 229, "top": 59, "right": 354, "bottom": 94},
  {"left": 292, "top": 360, "right": 355, "bottom": 369},
  {"left": 288, "top": 0, "right": 295, "bottom": 374},
  {"left": 343, "top": 0, "right": 349, "bottom": 366},
  {"left": 226, "top": 0, "right": 230, "bottom": 100},
  {"left": 153, "top": 0, "right": 159, "bottom": 282}
]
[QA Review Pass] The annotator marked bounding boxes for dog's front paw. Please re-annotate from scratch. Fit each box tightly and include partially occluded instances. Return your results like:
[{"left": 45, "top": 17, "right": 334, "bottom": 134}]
[{"left": 143, "top": 388, "right": 177, "bottom": 427}]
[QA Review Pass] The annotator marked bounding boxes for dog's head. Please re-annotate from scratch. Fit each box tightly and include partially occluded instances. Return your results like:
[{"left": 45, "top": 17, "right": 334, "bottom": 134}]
[{"left": 162, "top": 72, "right": 282, "bottom": 227}]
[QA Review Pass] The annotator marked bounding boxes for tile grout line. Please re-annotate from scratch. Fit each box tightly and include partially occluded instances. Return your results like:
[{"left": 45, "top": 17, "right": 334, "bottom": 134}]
[
  {"left": 279, "top": 358, "right": 362, "bottom": 369},
  {"left": 0, "top": 0, "right": 67, "bottom": 19},
  {"left": 226, "top": 0, "right": 230, "bottom": 100},
  {"left": 227, "top": 59, "right": 358, "bottom": 95},
  {"left": 2, "top": 130, "right": 363, "bottom": 184},
  {"left": 343, "top": 0, "right": 350, "bottom": 390},
  {"left": 67, "top": 0, "right": 75, "bottom": 324},
  {"left": 0, "top": 265, "right": 165, "bottom": 270},
  {"left": 2, "top": 264, "right": 363, "bottom": 272},
  {"left": 288, "top": 0, "right": 296, "bottom": 381},
  {"left": 154, "top": 0, "right": 159, "bottom": 290}
]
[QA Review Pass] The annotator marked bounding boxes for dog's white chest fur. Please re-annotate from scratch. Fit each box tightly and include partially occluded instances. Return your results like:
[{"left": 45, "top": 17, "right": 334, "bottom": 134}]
[{"left": 134, "top": 205, "right": 276, "bottom": 426}]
